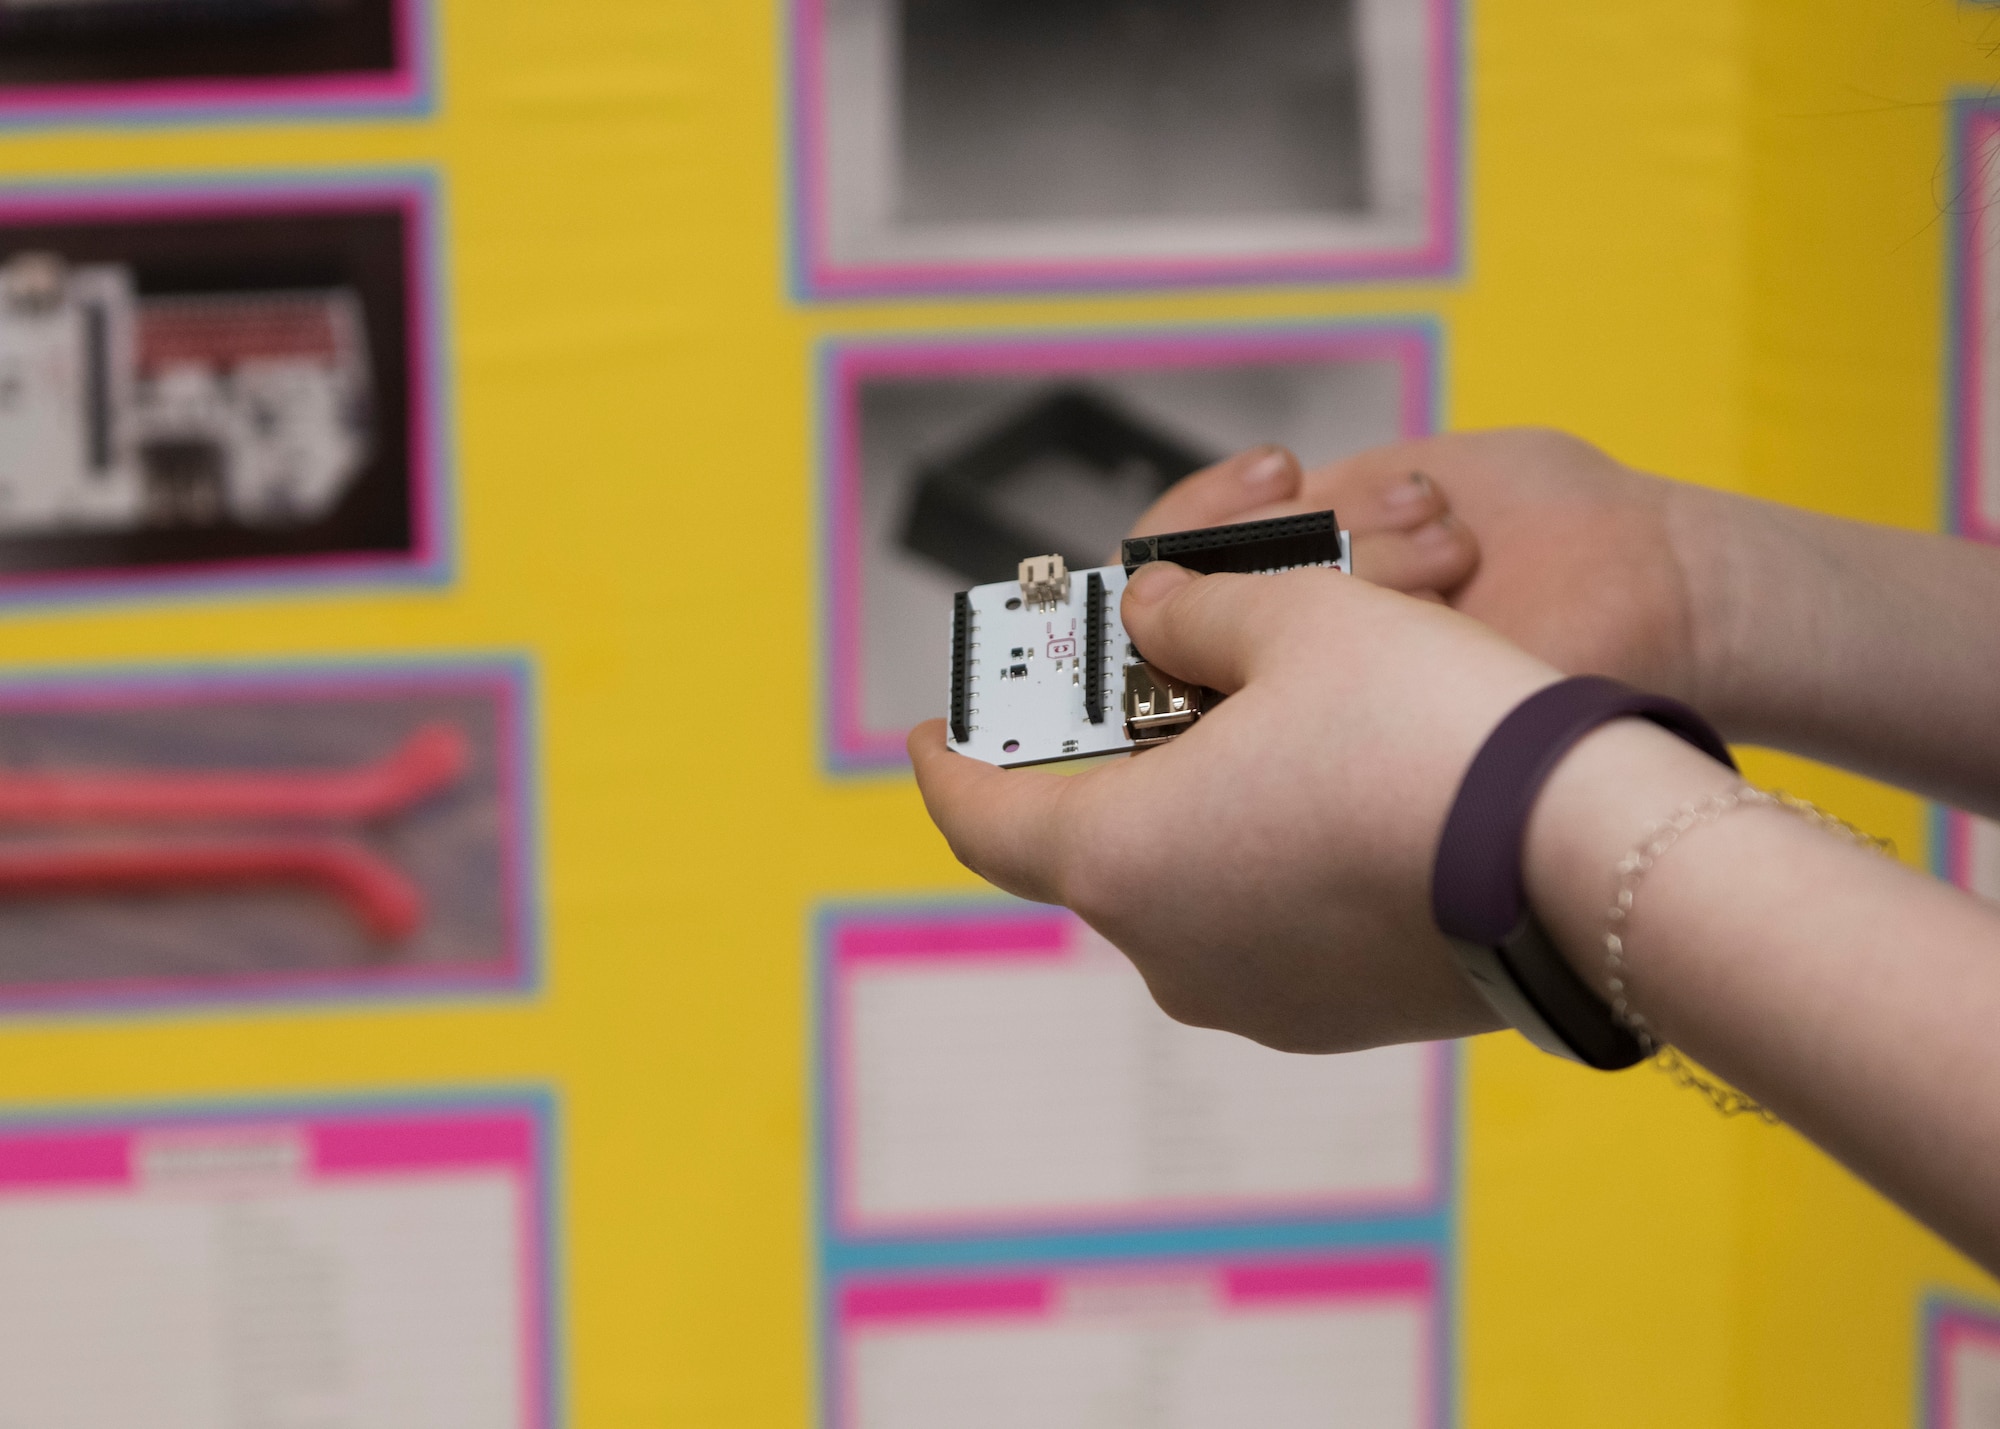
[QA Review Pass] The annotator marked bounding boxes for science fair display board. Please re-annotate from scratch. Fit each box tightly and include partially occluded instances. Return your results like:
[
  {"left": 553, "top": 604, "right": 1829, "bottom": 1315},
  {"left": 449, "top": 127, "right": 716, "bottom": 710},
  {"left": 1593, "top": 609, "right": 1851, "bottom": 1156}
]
[{"left": 0, "top": 1, "right": 1990, "bottom": 1428}]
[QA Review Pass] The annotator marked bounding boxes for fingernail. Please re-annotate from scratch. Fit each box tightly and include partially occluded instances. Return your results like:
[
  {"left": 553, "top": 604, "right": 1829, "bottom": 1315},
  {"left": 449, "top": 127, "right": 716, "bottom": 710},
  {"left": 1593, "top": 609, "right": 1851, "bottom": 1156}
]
[
  {"left": 1124, "top": 561, "right": 1195, "bottom": 605},
  {"left": 1240, "top": 446, "right": 1297, "bottom": 491},
  {"left": 1411, "top": 513, "right": 1458, "bottom": 549},
  {"left": 1382, "top": 470, "right": 1431, "bottom": 510}
]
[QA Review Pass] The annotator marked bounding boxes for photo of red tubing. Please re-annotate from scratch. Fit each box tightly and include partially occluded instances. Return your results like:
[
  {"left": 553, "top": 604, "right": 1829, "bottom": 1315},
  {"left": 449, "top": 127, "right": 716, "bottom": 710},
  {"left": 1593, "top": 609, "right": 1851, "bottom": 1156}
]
[
  {"left": 0, "top": 723, "right": 470, "bottom": 825},
  {"left": 0, "top": 839, "right": 424, "bottom": 941}
]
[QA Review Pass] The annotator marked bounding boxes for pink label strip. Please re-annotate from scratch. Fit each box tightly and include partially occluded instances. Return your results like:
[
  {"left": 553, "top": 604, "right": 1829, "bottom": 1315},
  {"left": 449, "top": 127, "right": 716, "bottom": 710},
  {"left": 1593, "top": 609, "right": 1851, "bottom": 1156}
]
[
  {"left": 840, "top": 1250, "right": 1436, "bottom": 1328},
  {"left": 0, "top": 1109, "right": 537, "bottom": 1191},
  {"left": 837, "top": 913, "right": 1072, "bottom": 965},
  {"left": 1957, "top": 111, "right": 2000, "bottom": 545}
]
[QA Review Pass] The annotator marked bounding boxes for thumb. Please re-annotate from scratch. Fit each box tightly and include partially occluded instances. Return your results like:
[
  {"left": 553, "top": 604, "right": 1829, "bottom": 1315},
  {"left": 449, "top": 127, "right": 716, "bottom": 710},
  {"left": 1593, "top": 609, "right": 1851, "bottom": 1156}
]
[{"left": 1119, "top": 562, "right": 1309, "bottom": 695}]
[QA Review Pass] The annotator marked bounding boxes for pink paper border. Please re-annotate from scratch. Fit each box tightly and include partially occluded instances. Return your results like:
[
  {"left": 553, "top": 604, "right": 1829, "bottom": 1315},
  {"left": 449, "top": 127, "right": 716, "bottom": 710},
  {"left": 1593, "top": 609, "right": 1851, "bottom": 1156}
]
[
  {"left": 834, "top": 1248, "right": 1439, "bottom": 1429},
  {"left": 1954, "top": 110, "right": 2000, "bottom": 546},
  {"left": 0, "top": 659, "right": 535, "bottom": 1014},
  {"left": 0, "top": 0, "right": 430, "bottom": 126},
  {"left": 0, "top": 175, "right": 448, "bottom": 607},
  {"left": 0, "top": 1101, "right": 551, "bottom": 1429},
  {"left": 825, "top": 906, "right": 1451, "bottom": 1239},
  {"left": 1943, "top": 809, "right": 1981, "bottom": 899},
  {"left": 790, "top": 0, "right": 1461, "bottom": 297},
  {"left": 1943, "top": 104, "right": 2000, "bottom": 895},
  {"left": 1929, "top": 1302, "right": 2000, "bottom": 1429},
  {"left": 820, "top": 323, "right": 1440, "bottom": 769}
]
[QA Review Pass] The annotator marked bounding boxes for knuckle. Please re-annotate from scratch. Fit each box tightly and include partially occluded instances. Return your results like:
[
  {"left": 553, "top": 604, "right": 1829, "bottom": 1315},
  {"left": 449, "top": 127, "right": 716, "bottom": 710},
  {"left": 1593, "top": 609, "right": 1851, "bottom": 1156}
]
[{"left": 1499, "top": 425, "right": 1598, "bottom": 465}]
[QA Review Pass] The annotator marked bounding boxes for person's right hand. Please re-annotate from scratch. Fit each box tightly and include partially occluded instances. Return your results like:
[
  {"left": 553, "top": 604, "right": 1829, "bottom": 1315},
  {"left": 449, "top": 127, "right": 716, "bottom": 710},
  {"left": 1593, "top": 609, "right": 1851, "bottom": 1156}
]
[{"left": 910, "top": 561, "right": 1567, "bottom": 1054}]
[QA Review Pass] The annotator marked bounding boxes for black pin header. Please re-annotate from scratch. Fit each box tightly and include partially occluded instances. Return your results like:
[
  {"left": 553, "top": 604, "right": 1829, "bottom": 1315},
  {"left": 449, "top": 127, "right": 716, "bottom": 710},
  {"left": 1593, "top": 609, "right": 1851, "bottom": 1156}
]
[{"left": 1120, "top": 510, "right": 1343, "bottom": 577}]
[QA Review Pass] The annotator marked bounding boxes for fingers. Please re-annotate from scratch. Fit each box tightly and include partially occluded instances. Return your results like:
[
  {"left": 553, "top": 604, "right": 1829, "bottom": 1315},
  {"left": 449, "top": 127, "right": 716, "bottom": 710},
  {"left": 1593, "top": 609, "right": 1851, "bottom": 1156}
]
[
  {"left": 1302, "top": 440, "right": 1449, "bottom": 516},
  {"left": 1295, "top": 461, "right": 1477, "bottom": 596},
  {"left": 1350, "top": 512, "right": 1478, "bottom": 595},
  {"left": 1125, "top": 446, "right": 1302, "bottom": 543},
  {"left": 1129, "top": 441, "right": 1451, "bottom": 545},
  {"left": 1119, "top": 442, "right": 1478, "bottom": 595},
  {"left": 1120, "top": 562, "right": 1315, "bottom": 694},
  {"left": 907, "top": 719, "right": 1078, "bottom": 905},
  {"left": 1329, "top": 465, "right": 1450, "bottom": 532}
]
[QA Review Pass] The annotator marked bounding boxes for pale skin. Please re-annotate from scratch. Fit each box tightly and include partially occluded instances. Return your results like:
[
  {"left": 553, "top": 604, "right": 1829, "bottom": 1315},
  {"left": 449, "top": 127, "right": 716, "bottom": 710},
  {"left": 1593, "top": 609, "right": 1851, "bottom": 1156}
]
[{"left": 909, "top": 429, "right": 2000, "bottom": 1277}]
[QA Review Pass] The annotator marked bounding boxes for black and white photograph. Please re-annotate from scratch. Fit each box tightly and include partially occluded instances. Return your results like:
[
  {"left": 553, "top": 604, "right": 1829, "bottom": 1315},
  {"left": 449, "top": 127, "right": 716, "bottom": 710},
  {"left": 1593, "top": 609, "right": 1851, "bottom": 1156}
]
[
  {"left": 0, "top": 186, "right": 441, "bottom": 600},
  {"left": 0, "top": 0, "right": 421, "bottom": 119},
  {"left": 799, "top": 0, "right": 1454, "bottom": 294}
]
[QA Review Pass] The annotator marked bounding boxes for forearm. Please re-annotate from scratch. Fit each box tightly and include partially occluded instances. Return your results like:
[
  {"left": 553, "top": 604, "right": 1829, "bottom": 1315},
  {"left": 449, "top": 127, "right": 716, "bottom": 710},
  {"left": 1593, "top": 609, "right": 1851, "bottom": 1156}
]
[
  {"left": 1524, "top": 720, "right": 2000, "bottom": 1274},
  {"left": 1682, "top": 488, "right": 2000, "bottom": 814}
]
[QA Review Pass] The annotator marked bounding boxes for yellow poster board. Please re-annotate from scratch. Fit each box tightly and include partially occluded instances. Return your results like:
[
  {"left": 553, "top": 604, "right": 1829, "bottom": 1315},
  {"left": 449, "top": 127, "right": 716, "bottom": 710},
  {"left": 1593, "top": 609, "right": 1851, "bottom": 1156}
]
[{"left": 0, "top": 0, "right": 1991, "bottom": 1424}]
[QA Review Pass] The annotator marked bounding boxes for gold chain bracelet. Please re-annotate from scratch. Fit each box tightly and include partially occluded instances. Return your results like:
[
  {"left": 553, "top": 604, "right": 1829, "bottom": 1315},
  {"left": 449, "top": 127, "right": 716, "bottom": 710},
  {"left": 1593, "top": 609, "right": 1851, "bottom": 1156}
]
[{"left": 1603, "top": 784, "right": 1893, "bottom": 1120}]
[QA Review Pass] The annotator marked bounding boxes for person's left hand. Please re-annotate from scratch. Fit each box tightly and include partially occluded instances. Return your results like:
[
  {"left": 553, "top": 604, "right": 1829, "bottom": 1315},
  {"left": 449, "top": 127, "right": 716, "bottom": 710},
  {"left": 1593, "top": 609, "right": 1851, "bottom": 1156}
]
[
  {"left": 1127, "top": 445, "right": 1479, "bottom": 598},
  {"left": 910, "top": 559, "right": 1563, "bottom": 1054}
]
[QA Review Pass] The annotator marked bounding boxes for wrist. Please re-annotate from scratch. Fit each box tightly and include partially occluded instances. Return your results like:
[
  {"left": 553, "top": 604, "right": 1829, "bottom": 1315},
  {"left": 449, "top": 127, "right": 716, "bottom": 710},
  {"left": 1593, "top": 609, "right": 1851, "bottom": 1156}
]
[
  {"left": 1519, "top": 717, "right": 1742, "bottom": 1004},
  {"left": 1667, "top": 481, "right": 1758, "bottom": 732},
  {"left": 1670, "top": 483, "right": 1831, "bottom": 744}
]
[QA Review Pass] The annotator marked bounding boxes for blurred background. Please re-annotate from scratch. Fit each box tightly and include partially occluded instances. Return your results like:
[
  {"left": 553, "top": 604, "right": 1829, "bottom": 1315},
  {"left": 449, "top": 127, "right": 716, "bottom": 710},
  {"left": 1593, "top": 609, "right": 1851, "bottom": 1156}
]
[{"left": 0, "top": 0, "right": 1994, "bottom": 1425}]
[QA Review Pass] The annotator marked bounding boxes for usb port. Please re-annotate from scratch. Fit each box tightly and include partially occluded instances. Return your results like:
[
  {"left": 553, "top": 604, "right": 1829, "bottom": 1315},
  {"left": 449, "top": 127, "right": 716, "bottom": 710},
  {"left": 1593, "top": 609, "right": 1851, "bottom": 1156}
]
[{"left": 1123, "top": 663, "right": 1203, "bottom": 747}]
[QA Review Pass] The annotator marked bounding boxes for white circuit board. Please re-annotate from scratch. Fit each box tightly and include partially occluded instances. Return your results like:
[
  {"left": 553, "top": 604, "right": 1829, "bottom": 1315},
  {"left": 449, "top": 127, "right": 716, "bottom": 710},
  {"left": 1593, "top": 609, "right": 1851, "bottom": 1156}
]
[
  {"left": 950, "top": 563, "right": 1138, "bottom": 769},
  {"left": 946, "top": 518, "right": 1350, "bottom": 770}
]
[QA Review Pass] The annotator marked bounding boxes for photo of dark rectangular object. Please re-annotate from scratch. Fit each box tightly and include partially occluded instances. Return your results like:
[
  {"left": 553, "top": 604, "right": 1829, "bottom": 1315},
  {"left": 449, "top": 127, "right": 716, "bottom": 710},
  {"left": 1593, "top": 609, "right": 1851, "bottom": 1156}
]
[
  {"left": 0, "top": 0, "right": 400, "bottom": 91},
  {"left": 0, "top": 201, "right": 418, "bottom": 584},
  {"left": 900, "top": 385, "right": 1214, "bottom": 584}
]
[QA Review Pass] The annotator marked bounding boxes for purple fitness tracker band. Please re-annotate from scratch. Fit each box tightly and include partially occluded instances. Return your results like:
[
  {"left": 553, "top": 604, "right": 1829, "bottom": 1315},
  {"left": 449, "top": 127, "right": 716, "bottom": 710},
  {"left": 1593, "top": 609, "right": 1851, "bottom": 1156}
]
[{"left": 1431, "top": 675, "right": 1737, "bottom": 1070}]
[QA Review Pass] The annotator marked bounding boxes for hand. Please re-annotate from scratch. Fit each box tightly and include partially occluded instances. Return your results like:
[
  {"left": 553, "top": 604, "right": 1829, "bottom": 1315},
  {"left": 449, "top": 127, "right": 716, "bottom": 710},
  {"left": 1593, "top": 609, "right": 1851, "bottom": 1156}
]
[
  {"left": 1133, "top": 429, "right": 2000, "bottom": 820},
  {"left": 1132, "top": 430, "right": 1719, "bottom": 708},
  {"left": 1318, "top": 430, "right": 1720, "bottom": 705},
  {"left": 1126, "top": 444, "right": 1481, "bottom": 598},
  {"left": 909, "top": 562, "right": 1569, "bottom": 1054}
]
